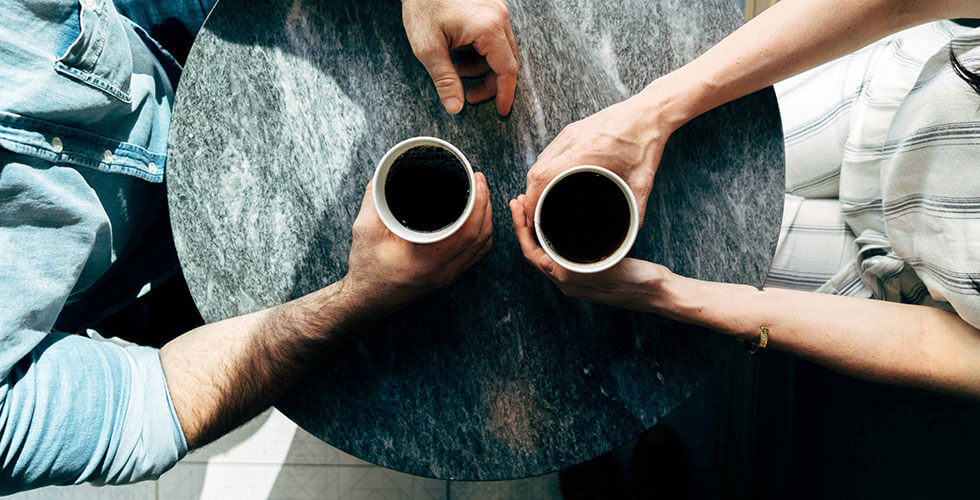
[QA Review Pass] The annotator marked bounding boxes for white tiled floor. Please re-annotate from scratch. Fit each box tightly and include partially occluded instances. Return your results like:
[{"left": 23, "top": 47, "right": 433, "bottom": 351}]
[{"left": 7, "top": 409, "right": 561, "bottom": 500}]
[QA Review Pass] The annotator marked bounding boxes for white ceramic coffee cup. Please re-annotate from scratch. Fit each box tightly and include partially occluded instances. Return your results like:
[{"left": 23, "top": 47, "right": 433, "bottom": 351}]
[
  {"left": 533, "top": 165, "right": 639, "bottom": 273},
  {"left": 373, "top": 136, "right": 476, "bottom": 244}
]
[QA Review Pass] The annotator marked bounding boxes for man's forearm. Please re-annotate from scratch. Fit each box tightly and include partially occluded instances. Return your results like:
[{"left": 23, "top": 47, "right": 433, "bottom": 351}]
[
  {"left": 159, "top": 277, "right": 386, "bottom": 448},
  {"left": 159, "top": 173, "right": 493, "bottom": 450},
  {"left": 633, "top": 0, "right": 980, "bottom": 130},
  {"left": 658, "top": 275, "right": 980, "bottom": 399}
]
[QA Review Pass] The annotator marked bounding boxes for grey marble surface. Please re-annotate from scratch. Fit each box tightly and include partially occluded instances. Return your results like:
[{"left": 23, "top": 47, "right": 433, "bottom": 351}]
[{"left": 168, "top": 0, "right": 784, "bottom": 480}]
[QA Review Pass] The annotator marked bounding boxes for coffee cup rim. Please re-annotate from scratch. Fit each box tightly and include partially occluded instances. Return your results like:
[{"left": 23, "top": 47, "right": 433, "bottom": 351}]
[
  {"left": 533, "top": 165, "right": 640, "bottom": 274},
  {"left": 373, "top": 136, "right": 476, "bottom": 244}
]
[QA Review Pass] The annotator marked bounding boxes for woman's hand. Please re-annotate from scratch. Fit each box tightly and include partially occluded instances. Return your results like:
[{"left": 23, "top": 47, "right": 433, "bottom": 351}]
[
  {"left": 401, "top": 0, "right": 519, "bottom": 116},
  {"left": 346, "top": 173, "right": 493, "bottom": 310},
  {"left": 509, "top": 194, "right": 674, "bottom": 312},
  {"left": 512, "top": 191, "right": 980, "bottom": 399},
  {"left": 521, "top": 89, "right": 683, "bottom": 227}
]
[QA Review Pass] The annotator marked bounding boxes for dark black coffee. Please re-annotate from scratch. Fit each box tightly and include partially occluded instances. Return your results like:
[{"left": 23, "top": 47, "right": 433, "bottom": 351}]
[
  {"left": 539, "top": 172, "right": 631, "bottom": 264},
  {"left": 384, "top": 145, "right": 470, "bottom": 232}
]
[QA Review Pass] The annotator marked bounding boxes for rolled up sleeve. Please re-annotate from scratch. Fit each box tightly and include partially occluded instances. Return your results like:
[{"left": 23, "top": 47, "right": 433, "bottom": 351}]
[
  {"left": 0, "top": 157, "right": 186, "bottom": 494},
  {"left": 0, "top": 334, "right": 187, "bottom": 493}
]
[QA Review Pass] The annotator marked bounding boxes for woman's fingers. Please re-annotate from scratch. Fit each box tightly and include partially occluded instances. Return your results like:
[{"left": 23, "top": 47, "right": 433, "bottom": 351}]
[{"left": 509, "top": 195, "right": 555, "bottom": 274}]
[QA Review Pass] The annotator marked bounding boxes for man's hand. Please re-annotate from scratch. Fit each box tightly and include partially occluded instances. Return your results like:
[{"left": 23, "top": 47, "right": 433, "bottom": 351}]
[
  {"left": 401, "top": 0, "right": 519, "bottom": 116},
  {"left": 346, "top": 172, "right": 494, "bottom": 309},
  {"left": 162, "top": 174, "right": 492, "bottom": 448},
  {"left": 509, "top": 193, "right": 672, "bottom": 312},
  {"left": 521, "top": 92, "right": 681, "bottom": 228}
]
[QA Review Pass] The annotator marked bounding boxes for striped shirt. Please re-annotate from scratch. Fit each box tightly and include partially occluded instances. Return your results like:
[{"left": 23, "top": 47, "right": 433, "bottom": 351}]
[{"left": 771, "top": 21, "right": 980, "bottom": 328}]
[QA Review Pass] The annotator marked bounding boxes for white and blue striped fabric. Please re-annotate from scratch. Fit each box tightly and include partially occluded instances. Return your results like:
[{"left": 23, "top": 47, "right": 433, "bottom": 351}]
[{"left": 766, "top": 20, "right": 980, "bottom": 329}]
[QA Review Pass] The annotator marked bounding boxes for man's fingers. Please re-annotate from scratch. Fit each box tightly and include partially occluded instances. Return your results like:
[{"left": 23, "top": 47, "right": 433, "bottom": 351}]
[
  {"left": 504, "top": 18, "right": 519, "bottom": 64},
  {"left": 522, "top": 160, "right": 557, "bottom": 226},
  {"left": 458, "top": 173, "right": 494, "bottom": 269},
  {"left": 497, "top": 20, "right": 519, "bottom": 116},
  {"left": 473, "top": 32, "right": 518, "bottom": 115},
  {"left": 466, "top": 73, "right": 498, "bottom": 104},
  {"left": 495, "top": 73, "right": 517, "bottom": 116},
  {"left": 454, "top": 56, "right": 491, "bottom": 78},
  {"left": 447, "top": 172, "right": 490, "bottom": 259},
  {"left": 352, "top": 180, "right": 381, "bottom": 240},
  {"left": 459, "top": 175, "right": 494, "bottom": 266},
  {"left": 478, "top": 174, "right": 493, "bottom": 241},
  {"left": 477, "top": 237, "right": 493, "bottom": 261},
  {"left": 457, "top": 234, "right": 493, "bottom": 275},
  {"left": 416, "top": 41, "right": 465, "bottom": 114},
  {"left": 475, "top": 235, "right": 493, "bottom": 263},
  {"left": 361, "top": 179, "right": 374, "bottom": 204},
  {"left": 633, "top": 191, "right": 647, "bottom": 228},
  {"left": 467, "top": 171, "right": 493, "bottom": 247},
  {"left": 355, "top": 179, "right": 377, "bottom": 219}
]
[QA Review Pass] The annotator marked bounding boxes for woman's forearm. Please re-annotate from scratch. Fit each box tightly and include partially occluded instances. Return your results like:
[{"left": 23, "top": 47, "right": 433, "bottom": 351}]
[
  {"left": 635, "top": 0, "right": 980, "bottom": 129},
  {"left": 643, "top": 0, "right": 980, "bottom": 395},
  {"left": 509, "top": 189, "right": 980, "bottom": 397},
  {"left": 658, "top": 275, "right": 980, "bottom": 398},
  {"left": 519, "top": 0, "right": 980, "bottom": 224}
]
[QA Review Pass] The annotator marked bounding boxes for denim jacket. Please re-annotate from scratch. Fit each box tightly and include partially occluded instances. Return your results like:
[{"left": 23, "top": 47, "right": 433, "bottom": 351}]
[
  {"left": 0, "top": 0, "right": 181, "bottom": 183},
  {"left": 0, "top": 0, "right": 211, "bottom": 492}
]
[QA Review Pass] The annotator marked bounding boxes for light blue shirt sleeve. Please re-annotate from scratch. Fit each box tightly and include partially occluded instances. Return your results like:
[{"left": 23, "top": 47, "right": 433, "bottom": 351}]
[
  {"left": 0, "top": 335, "right": 187, "bottom": 493},
  {"left": 0, "top": 155, "right": 187, "bottom": 493},
  {"left": 0, "top": 0, "right": 219, "bottom": 491}
]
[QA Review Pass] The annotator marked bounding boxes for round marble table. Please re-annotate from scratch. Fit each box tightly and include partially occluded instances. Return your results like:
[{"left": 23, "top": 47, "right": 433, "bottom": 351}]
[{"left": 168, "top": 0, "right": 784, "bottom": 480}]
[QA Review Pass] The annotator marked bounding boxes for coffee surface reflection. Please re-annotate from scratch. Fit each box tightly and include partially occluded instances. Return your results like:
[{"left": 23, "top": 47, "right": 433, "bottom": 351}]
[
  {"left": 539, "top": 172, "right": 631, "bottom": 264},
  {"left": 384, "top": 145, "right": 470, "bottom": 232}
]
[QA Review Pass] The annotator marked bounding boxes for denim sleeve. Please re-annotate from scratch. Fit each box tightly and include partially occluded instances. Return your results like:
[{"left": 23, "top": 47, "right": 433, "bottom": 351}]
[
  {"left": 0, "top": 156, "right": 187, "bottom": 493},
  {"left": 0, "top": 335, "right": 187, "bottom": 493}
]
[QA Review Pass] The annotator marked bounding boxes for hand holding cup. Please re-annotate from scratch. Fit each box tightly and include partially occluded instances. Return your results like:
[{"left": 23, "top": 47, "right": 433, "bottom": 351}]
[
  {"left": 346, "top": 166, "right": 492, "bottom": 311},
  {"left": 522, "top": 91, "right": 683, "bottom": 229},
  {"left": 533, "top": 166, "right": 639, "bottom": 273}
]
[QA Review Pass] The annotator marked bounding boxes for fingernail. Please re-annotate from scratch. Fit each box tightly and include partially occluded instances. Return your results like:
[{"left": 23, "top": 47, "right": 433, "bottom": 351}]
[{"left": 443, "top": 97, "right": 462, "bottom": 114}]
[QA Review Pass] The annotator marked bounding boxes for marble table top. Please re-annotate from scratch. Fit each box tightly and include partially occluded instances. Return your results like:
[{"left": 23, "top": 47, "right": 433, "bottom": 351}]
[{"left": 168, "top": 0, "right": 784, "bottom": 480}]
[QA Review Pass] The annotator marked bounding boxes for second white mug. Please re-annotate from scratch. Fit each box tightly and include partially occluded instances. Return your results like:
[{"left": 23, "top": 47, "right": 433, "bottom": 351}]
[{"left": 533, "top": 165, "right": 639, "bottom": 273}]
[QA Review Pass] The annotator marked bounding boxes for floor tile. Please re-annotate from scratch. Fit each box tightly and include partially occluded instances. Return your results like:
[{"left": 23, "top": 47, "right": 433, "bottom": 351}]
[
  {"left": 185, "top": 408, "right": 367, "bottom": 466},
  {"left": 157, "top": 462, "right": 448, "bottom": 500},
  {"left": 3, "top": 481, "right": 155, "bottom": 500},
  {"left": 158, "top": 462, "right": 288, "bottom": 500},
  {"left": 334, "top": 467, "right": 447, "bottom": 500},
  {"left": 449, "top": 473, "right": 562, "bottom": 500}
]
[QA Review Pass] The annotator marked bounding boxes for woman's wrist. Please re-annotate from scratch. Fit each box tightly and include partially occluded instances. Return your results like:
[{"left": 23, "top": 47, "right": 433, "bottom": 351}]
[
  {"left": 652, "top": 271, "right": 765, "bottom": 342},
  {"left": 633, "top": 70, "right": 709, "bottom": 136},
  {"left": 642, "top": 266, "right": 684, "bottom": 316}
]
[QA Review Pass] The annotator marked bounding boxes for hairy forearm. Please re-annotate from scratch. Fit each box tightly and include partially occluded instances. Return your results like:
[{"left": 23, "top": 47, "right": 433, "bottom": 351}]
[
  {"left": 633, "top": 0, "right": 980, "bottom": 130},
  {"left": 657, "top": 275, "right": 980, "bottom": 398},
  {"left": 159, "top": 278, "right": 386, "bottom": 448},
  {"left": 156, "top": 163, "right": 493, "bottom": 450}
]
